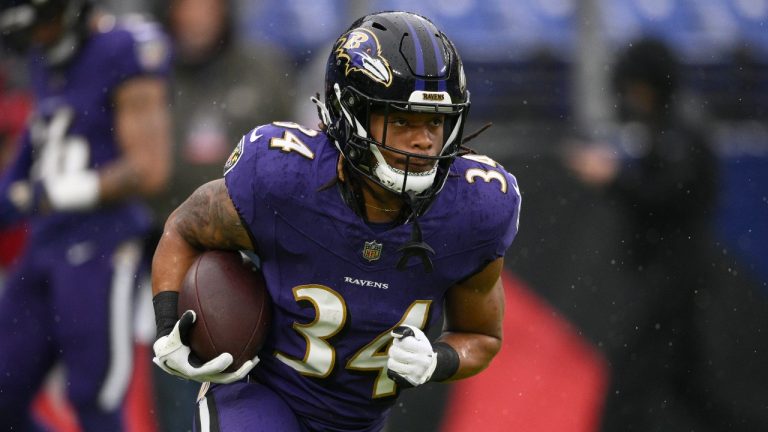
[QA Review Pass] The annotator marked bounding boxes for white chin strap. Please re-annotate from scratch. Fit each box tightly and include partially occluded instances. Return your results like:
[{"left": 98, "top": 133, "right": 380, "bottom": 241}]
[{"left": 370, "top": 146, "right": 437, "bottom": 194}]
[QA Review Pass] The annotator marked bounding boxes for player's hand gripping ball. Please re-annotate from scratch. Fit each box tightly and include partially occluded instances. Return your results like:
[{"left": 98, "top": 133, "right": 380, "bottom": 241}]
[
  {"left": 178, "top": 250, "right": 272, "bottom": 372},
  {"left": 153, "top": 251, "right": 272, "bottom": 383},
  {"left": 152, "top": 310, "right": 255, "bottom": 383}
]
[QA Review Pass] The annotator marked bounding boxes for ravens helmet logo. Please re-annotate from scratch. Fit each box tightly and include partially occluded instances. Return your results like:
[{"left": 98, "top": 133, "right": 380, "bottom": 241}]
[{"left": 334, "top": 29, "right": 393, "bottom": 87}]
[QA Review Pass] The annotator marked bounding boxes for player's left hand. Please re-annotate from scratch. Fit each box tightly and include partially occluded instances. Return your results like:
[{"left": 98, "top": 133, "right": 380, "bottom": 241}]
[{"left": 387, "top": 325, "right": 437, "bottom": 387}]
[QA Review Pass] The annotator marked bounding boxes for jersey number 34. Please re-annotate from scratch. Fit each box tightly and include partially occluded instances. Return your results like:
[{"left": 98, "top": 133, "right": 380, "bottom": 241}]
[{"left": 274, "top": 284, "right": 431, "bottom": 399}]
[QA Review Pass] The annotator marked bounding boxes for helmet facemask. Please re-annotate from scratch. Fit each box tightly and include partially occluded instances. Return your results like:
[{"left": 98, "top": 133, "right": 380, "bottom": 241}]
[
  {"left": 0, "top": 0, "right": 90, "bottom": 66},
  {"left": 326, "top": 83, "right": 470, "bottom": 209}
]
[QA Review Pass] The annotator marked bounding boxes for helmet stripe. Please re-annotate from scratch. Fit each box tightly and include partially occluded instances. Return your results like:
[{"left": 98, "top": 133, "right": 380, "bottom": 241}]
[
  {"left": 427, "top": 31, "right": 447, "bottom": 92},
  {"left": 403, "top": 18, "right": 425, "bottom": 91}
]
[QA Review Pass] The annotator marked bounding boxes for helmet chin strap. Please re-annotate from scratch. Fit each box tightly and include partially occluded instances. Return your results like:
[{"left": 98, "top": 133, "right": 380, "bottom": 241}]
[
  {"left": 369, "top": 145, "right": 436, "bottom": 194},
  {"left": 369, "top": 112, "right": 462, "bottom": 195}
]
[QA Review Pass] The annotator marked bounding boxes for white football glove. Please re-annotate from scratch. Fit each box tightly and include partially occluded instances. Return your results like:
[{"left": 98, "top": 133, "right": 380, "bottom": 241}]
[
  {"left": 152, "top": 310, "right": 259, "bottom": 384},
  {"left": 42, "top": 170, "right": 100, "bottom": 211},
  {"left": 387, "top": 325, "right": 438, "bottom": 387}
]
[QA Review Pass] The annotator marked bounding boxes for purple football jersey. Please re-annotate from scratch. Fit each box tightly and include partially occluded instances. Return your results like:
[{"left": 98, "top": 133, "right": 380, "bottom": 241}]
[
  {"left": 0, "top": 18, "right": 171, "bottom": 243},
  {"left": 224, "top": 122, "right": 520, "bottom": 430}
]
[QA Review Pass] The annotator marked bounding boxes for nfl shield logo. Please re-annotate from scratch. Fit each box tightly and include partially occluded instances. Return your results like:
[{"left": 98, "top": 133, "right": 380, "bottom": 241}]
[{"left": 362, "top": 240, "right": 383, "bottom": 262}]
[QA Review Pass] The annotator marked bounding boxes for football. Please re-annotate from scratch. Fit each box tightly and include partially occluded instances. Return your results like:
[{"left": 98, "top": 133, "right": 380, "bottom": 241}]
[{"left": 178, "top": 250, "right": 271, "bottom": 372}]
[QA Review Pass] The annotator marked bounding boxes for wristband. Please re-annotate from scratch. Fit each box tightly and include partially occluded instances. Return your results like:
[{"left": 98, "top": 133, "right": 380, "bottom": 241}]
[
  {"left": 153, "top": 291, "right": 179, "bottom": 339},
  {"left": 430, "top": 342, "right": 460, "bottom": 382}
]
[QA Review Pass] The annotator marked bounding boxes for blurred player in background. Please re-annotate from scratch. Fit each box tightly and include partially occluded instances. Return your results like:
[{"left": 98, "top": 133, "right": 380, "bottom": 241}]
[
  {"left": 0, "top": 0, "right": 172, "bottom": 429},
  {"left": 151, "top": 11, "right": 520, "bottom": 431},
  {"left": 148, "top": 0, "right": 294, "bottom": 429}
]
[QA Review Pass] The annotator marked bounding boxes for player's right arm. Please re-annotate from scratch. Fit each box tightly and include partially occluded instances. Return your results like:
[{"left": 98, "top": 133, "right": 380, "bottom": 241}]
[
  {"left": 151, "top": 178, "right": 256, "bottom": 383},
  {"left": 151, "top": 178, "right": 253, "bottom": 297}
]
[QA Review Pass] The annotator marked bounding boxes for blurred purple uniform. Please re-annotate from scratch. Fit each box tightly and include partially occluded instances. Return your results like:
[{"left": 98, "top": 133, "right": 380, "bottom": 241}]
[
  {"left": 0, "top": 20, "right": 170, "bottom": 430},
  {"left": 203, "top": 122, "right": 521, "bottom": 431}
]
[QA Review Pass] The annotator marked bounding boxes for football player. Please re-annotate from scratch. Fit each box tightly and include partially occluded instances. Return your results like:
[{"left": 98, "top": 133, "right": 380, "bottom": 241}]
[
  {"left": 151, "top": 11, "right": 520, "bottom": 431},
  {"left": 0, "top": 0, "right": 171, "bottom": 429}
]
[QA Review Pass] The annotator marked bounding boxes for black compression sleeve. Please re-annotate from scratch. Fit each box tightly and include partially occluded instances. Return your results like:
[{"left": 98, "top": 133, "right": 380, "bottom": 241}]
[
  {"left": 153, "top": 291, "right": 179, "bottom": 339},
  {"left": 430, "top": 342, "right": 460, "bottom": 382}
]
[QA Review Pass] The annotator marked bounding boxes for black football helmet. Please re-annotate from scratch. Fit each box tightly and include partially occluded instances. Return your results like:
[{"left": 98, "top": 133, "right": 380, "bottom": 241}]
[
  {"left": 0, "top": 0, "right": 91, "bottom": 65},
  {"left": 318, "top": 11, "right": 470, "bottom": 213}
]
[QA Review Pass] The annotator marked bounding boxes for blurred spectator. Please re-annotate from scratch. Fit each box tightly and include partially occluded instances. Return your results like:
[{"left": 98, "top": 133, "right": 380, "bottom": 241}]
[
  {"left": 0, "top": 0, "right": 172, "bottom": 430},
  {"left": 566, "top": 38, "right": 720, "bottom": 431},
  {"left": 149, "top": 0, "right": 293, "bottom": 223},
  {"left": 149, "top": 0, "right": 293, "bottom": 429}
]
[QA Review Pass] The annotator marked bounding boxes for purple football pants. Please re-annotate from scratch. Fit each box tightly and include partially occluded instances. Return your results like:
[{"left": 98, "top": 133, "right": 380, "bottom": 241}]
[
  {"left": 0, "top": 237, "right": 143, "bottom": 431},
  {"left": 194, "top": 381, "right": 304, "bottom": 432},
  {"left": 193, "top": 379, "right": 390, "bottom": 432}
]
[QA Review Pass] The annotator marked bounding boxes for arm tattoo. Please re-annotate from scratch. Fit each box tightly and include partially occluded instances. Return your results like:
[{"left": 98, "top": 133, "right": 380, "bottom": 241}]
[{"left": 174, "top": 180, "right": 252, "bottom": 251}]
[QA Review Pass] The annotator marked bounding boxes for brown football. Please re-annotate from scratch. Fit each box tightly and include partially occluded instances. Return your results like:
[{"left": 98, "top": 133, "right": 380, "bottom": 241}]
[{"left": 178, "top": 250, "right": 271, "bottom": 372}]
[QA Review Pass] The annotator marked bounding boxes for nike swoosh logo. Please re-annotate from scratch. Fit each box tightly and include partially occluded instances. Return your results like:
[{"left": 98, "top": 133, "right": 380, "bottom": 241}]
[{"left": 250, "top": 130, "right": 262, "bottom": 142}]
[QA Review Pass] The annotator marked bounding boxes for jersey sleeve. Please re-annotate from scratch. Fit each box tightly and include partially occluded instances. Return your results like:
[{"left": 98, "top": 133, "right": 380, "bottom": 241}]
[
  {"left": 478, "top": 168, "right": 520, "bottom": 259},
  {"left": 223, "top": 123, "right": 319, "bottom": 256},
  {"left": 223, "top": 129, "right": 262, "bottom": 250},
  {"left": 496, "top": 172, "right": 521, "bottom": 256},
  {"left": 103, "top": 20, "right": 172, "bottom": 88},
  {"left": 453, "top": 154, "right": 522, "bottom": 259}
]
